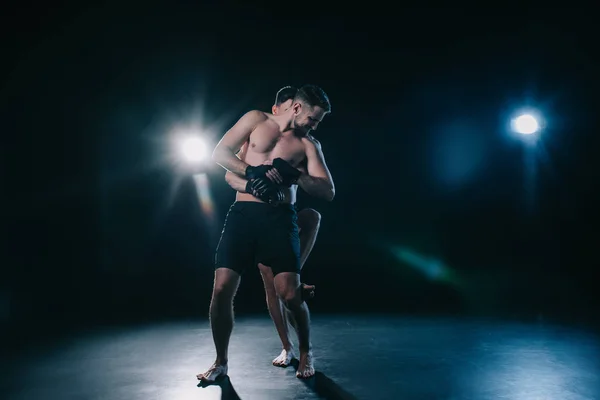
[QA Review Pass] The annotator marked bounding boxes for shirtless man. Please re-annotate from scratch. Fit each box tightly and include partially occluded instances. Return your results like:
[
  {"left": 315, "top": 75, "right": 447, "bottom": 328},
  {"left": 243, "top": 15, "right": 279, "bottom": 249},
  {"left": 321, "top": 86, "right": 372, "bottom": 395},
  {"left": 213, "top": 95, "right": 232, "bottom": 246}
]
[
  {"left": 197, "top": 85, "right": 335, "bottom": 381},
  {"left": 224, "top": 86, "right": 321, "bottom": 368}
]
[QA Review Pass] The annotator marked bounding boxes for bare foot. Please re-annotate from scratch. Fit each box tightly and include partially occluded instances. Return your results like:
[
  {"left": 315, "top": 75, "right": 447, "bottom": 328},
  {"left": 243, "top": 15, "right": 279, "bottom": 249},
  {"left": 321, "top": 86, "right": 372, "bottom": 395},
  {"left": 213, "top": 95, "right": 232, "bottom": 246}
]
[
  {"left": 296, "top": 350, "right": 315, "bottom": 379},
  {"left": 272, "top": 348, "right": 296, "bottom": 367},
  {"left": 196, "top": 363, "right": 228, "bottom": 382},
  {"left": 302, "top": 283, "right": 315, "bottom": 299}
]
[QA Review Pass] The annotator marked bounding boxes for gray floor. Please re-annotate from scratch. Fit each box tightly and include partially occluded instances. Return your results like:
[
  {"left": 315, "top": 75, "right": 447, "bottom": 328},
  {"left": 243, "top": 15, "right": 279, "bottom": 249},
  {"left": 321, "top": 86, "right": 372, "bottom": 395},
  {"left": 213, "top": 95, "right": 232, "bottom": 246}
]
[{"left": 2, "top": 315, "right": 600, "bottom": 399}]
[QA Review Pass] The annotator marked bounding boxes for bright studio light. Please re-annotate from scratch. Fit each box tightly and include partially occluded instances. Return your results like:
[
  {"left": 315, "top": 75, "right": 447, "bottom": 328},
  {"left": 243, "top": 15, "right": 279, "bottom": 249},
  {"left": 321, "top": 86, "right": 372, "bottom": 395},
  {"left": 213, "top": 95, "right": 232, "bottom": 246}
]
[
  {"left": 512, "top": 114, "right": 539, "bottom": 135},
  {"left": 180, "top": 137, "right": 208, "bottom": 163}
]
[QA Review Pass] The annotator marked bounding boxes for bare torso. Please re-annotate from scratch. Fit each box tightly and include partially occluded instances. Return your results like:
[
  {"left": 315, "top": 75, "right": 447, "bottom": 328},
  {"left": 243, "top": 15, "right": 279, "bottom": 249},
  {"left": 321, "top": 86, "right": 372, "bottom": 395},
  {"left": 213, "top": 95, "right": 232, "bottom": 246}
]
[{"left": 236, "top": 112, "right": 307, "bottom": 204}]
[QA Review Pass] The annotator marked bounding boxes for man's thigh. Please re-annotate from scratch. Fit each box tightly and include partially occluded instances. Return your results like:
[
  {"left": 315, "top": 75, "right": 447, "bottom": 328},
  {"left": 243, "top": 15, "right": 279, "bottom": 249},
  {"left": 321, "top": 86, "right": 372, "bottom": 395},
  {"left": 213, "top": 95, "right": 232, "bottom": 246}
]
[
  {"left": 256, "top": 209, "right": 301, "bottom": 276},
  {"left": 215, "top": 203, "right": 256, "bottom": 275}
]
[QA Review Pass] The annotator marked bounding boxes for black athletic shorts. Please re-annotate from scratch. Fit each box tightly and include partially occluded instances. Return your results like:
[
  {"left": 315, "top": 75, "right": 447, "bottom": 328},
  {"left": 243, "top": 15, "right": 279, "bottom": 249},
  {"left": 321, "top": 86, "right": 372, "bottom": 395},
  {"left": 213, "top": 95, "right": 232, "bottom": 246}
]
[{"left": 215, "top": 201, "right": 301, "bottom": 276}]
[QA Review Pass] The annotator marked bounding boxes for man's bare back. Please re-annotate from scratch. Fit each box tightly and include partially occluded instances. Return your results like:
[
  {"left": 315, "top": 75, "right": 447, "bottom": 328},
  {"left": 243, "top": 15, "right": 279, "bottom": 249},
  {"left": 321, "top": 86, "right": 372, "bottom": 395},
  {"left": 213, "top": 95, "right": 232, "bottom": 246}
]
[{"left": 236, "top": 111, "right": 310, "bottom": 205}]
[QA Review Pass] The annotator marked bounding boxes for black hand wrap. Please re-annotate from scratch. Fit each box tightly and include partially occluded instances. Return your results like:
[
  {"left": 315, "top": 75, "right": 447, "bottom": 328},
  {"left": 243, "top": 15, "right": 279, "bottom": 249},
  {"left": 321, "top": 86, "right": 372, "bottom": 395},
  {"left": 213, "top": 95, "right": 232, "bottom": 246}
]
[
  {"left": 246, "top": 177, "right": 284, "bottom": 205},
  {"left": 272, "top": 158, "right": 302, "bottom": 187},
  {"left": 245, "top": 164, "right": 272, "bottom": 180},
  {"left": 245, "top": 177, "right": 269, "bottom": 198},
  {"left": 267, "top": 186, "right": 285, "bottom": 205}
]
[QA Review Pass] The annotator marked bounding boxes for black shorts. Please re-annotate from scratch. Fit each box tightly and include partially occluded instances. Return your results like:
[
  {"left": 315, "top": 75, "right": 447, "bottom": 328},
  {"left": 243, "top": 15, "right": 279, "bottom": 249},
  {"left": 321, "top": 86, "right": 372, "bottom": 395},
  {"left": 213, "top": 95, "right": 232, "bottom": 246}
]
[{"left": 215, "top": 201, "right": 301, "bottom": 276}]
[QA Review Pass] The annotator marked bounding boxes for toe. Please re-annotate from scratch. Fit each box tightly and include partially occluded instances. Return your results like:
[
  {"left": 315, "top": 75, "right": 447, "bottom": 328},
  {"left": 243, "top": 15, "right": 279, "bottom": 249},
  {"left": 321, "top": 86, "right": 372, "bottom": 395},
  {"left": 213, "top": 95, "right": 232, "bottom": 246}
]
[{"left": 298, "top": 371, "right": 311, "bottom": 379}]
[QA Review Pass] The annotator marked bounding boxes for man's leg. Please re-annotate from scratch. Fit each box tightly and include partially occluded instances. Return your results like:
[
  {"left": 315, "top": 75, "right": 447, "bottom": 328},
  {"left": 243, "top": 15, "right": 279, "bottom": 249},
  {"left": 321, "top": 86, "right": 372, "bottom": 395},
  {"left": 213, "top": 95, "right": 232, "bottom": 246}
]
[
  {"left": 258, "top": 263, "right": 296, "bottom": 367},
  {"left": 296, "top": 208, "right": 321, "bottom": 298},
  {"left": 197, "top": 267, "right": 241, "bottom": 382},
  {"left": 274, "top": 271, "right": 314, "bottom": 378},
  {"left": 197, "top": 202, "right": 251, "bottom": 382},
  {"left": 265, "top": 208, "right": 321, "bottom": 367},
  {"left": 297, "top": 208, "right": 321, "bottom": 268}
]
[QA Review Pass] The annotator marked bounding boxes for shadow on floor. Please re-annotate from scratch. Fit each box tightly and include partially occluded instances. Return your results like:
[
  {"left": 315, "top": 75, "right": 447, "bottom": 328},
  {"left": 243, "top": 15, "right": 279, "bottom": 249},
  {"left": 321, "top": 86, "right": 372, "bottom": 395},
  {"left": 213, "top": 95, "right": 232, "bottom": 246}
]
[
  {"left": 198, "top": 375, "right": 242, "bottom": 400},
  {"left": 196, "top": 364, "right": 359, "bottom": 400},
  {"left": 304, "top": 372, "right": 359, "bottom": 400},
  {"left": 292, "top": 359, "right": 360, "bottom": 400}
]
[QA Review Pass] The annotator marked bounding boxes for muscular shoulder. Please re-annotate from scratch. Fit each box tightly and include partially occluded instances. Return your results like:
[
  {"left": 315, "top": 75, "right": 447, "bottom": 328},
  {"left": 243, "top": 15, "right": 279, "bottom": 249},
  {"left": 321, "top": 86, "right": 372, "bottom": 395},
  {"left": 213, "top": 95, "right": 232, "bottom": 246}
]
[
  {"left": 302, "top": 134, "right": 322, "bottom": 153},
  {"left": 306, "top": 134, "right": 320, "bottom": 145},
  {"left": 243, "top": 110, "right": 269, "bottom": 125}
]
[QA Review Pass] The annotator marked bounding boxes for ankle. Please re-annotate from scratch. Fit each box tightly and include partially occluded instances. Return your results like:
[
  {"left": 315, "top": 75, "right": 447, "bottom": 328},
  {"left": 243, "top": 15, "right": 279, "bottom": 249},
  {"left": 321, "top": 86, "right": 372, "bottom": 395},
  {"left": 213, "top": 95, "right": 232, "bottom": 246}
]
[
  {"left": 299, "top": 344, "right": 312, "bottom": 353},
  {"left": 283, "top": 344, "right": 294, "bottom": 352},
  {"left": 215, "top": 358, "right": 228, "bottom": 366}
]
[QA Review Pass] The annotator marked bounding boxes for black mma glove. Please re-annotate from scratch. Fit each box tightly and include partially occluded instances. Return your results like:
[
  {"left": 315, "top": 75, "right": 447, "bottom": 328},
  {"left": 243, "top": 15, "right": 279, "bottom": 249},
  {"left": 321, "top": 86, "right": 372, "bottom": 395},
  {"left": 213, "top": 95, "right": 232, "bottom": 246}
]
[
  {"left": 272, "top": 158, "right": 302, "bottom": 187},
  {"left": 245, "top": 164, "right": 272, "bottom": 180},
  {"left": 245, "top": 177, "right": 269, "bottom": 198},
  {"left": 246, "top": 177, "right": 284, "bottom": 205},
  {"left": 266, "top": 186, "right": 285, "bottom": 205}
]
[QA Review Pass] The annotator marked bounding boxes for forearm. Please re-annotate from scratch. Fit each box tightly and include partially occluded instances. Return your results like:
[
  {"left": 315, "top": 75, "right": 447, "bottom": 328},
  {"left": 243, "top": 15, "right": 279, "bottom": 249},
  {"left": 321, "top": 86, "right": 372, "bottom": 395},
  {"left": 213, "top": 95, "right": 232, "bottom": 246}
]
[
  {"left": 212, "top": 146, "right": 249, "bottom": 176},
  {"left": 225, "top": 171, "right": 249, "bottom": 193},
  {"left": 297, "top": 173, "right": 335, "bottom": 201}
]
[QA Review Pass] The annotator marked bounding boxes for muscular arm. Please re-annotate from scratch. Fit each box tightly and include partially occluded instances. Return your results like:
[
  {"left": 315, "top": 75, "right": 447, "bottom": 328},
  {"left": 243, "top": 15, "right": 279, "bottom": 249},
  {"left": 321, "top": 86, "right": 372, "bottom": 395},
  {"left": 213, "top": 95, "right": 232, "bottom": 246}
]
[
  {"left": 224, "top": 141, "right": 249, "bottom": 192},
  {"left": 297, "top": 138, "right": 335, "bottom": 201},
  {"left": 212, "top": 110, "right": 266, "bottom": 176},
  {"left": 225, "top": 171, "right": 250, "bottom": 192}
]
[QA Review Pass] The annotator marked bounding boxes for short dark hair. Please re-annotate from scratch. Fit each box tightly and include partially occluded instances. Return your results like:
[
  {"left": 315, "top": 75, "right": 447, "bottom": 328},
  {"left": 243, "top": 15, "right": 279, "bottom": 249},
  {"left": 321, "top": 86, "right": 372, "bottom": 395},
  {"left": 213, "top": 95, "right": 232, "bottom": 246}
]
[
  {"left": 275, "top": 86, "right": 298, "bottom": 106},
  {"left": 294, "top": 85, "right": 331, "bottom": 113}
]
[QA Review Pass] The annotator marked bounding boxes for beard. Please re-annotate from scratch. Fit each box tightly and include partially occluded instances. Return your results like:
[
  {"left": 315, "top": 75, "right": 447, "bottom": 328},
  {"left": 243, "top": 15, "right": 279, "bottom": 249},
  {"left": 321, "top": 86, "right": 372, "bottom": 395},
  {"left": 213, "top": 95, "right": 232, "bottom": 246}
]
[{"left": 291, "top": 117, "right": 311, "bottom": 136}]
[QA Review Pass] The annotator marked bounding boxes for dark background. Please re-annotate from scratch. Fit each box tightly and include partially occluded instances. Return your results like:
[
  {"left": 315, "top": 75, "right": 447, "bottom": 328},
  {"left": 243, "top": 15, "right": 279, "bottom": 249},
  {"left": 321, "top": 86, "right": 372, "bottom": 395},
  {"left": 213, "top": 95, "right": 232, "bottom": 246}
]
[{"left": 2, "top": 4, "right": 599, "bottom": 344}]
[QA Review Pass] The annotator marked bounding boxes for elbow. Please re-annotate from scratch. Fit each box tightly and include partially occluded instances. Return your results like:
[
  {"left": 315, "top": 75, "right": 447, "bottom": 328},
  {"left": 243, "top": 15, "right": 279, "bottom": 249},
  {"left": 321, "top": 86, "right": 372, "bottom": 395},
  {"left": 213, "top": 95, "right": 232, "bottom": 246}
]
[
  {"left": 211, "top": 147, "right": 221, "bottom": 164},
  {"left": 212, "top": 146, "right": 228, "bottom": 167},
  {"left": 325, "top": 187, "right": 335, "bottom": 202}
]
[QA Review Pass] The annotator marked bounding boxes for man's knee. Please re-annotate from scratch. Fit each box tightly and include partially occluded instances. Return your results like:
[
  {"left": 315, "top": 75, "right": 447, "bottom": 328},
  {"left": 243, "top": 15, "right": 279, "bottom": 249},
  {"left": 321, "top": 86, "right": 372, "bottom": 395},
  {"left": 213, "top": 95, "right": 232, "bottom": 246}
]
[
  {"left": 212, "top": 268, "right": 240, "bottom": 302},
  {"left": 273, "top": 271, "right": 301, "bottom": 306},
  {"left": 278, "top": 285, "right": 302, "bottom": 308},
  {"left": 213, "top": 284, "right": 234, "bottom": 300},
  {"left": 298, "top": 208, "right": 321, "bottom": 232}
]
